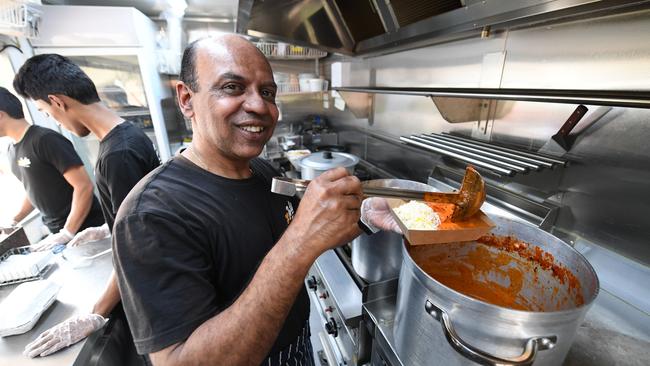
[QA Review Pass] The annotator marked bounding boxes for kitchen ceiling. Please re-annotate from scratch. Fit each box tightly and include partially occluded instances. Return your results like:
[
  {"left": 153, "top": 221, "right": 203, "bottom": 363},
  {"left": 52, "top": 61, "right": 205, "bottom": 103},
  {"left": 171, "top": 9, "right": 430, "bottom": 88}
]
[{"left": 42, "top": 0, "right": 237, "bottom": 19}]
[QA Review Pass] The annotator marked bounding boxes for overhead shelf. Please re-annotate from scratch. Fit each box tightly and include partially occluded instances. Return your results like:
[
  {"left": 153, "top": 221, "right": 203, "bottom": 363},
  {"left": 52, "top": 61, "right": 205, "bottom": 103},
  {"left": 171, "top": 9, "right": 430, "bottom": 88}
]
[
  {"left": 333, "top": 87, "right": 650, "bottom": 109},
  {"left": 254, "top": 42, "right": 327, "bottom": 60}
]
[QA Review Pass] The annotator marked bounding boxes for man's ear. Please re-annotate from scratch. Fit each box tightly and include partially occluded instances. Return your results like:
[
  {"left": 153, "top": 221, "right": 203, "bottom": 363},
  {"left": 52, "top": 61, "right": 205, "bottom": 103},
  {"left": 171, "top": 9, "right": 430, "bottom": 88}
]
[
  {"left": 48, "top": 94, "right": 66, "bottom": 111},
  {"left": 176, "top": 82, "right": 194, "bottom": 118}
]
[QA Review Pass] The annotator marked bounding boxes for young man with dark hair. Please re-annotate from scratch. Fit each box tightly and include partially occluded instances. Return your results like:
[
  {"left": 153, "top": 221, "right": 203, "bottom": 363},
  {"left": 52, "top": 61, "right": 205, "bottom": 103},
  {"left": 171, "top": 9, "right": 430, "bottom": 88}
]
[
  {"left": 0, "top": 87, "right": 104, "bottom": 247},
  {"left": 15, "top": 54, "right": 159, "bottom": 361},
  {"left": 110, "top": 35, "right": 397, "bottom": 366}
]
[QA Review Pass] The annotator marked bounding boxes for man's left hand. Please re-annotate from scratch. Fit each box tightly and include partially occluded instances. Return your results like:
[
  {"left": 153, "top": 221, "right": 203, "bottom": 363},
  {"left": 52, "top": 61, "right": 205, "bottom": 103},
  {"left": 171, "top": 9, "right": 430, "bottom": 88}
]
[
  {"left": 360, "top": 197, "right": 402, "bottom": 234},
  {"left": 68, "top": 224, "right": 110, "bottom": 247},
  {"left": 32, "top": 229, "right": 74, "bottom": 251}
]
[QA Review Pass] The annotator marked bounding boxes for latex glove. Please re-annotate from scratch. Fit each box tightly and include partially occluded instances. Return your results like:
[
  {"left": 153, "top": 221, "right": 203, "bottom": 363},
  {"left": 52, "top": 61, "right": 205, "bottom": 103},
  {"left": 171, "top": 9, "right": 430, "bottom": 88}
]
[
  {"left": 0, "top": 217, "right": 17, "bottom": 230},
  {"left": 68, "top": 224, "right": 110, "bottom": 247},
  {"left": 23, "top": 313, "right": 107, "bottom": 358},
  {"left": 360, "top": 197, "right": 402, "bottom": 234},
  {"left": 31, "top": 228, "right": 74, "bottom": 251}
]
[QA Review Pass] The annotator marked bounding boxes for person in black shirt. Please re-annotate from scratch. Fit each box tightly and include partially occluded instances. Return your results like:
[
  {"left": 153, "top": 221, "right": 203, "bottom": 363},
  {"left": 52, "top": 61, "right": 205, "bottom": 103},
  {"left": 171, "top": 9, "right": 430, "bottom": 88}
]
[
  {"left": 110, "top": 35, "right": 395, "bottom": 366},
  {"left": 0, "top": 87, "right": 104, "bottom": 247},
  {"left": 14, "top": 55, "right": 159, "bottom": 361}
]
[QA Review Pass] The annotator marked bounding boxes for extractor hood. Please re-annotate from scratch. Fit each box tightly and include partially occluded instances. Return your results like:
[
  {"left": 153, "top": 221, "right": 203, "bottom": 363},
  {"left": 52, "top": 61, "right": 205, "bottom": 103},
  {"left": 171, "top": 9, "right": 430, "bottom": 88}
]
[{"left": 237, "top": 0, "right": 650, "bottom": 56}]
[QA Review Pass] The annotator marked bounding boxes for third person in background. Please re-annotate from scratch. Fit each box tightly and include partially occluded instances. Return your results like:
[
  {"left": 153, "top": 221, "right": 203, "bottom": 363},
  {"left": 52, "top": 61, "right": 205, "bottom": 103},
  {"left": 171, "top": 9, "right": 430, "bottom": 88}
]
[{"left": 0, "top": 87, "right": 104, "bottom": 249}]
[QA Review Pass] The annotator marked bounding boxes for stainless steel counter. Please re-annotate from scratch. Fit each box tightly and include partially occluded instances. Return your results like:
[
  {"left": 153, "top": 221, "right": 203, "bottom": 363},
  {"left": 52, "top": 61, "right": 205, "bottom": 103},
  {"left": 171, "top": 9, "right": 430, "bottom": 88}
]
[
  {"left": 364, "top": 293, "right": 650, "bottom": 366},
  {"left": 0, "top": 239, "right": 113, "bottom": 365}
]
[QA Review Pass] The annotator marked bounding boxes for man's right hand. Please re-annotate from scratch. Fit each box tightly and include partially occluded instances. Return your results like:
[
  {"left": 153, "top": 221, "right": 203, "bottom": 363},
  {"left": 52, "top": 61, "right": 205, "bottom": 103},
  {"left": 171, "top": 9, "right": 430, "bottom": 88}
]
[
  {"left": 287, "top": 167, "right": 363, "bottom": 255},
  {"left": 23, "top": 313, "right": 107, "bottom": 358},
  {"left": 31, "top": 229, "right": 74, "bottom": 251}
]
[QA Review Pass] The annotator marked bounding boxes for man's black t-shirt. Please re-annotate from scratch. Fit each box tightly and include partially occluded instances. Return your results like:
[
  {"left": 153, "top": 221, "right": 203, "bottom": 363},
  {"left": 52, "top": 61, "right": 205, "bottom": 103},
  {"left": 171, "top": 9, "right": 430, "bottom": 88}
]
[
  {"left": 10, "top": 125, "right": 104, "bottom": 233},
  {"left": 112, "top": 156, "right": 310, "bottom": 357},
  {"left": 95, "top": 121, "right": 159, "bottom": 230}
]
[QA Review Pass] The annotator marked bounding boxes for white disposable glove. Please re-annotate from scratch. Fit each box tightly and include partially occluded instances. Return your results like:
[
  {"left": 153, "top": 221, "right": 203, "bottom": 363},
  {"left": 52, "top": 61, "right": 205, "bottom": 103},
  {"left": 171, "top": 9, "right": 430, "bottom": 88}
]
[
  {"left": 68, "top": 224, "right": 110, "bottom": 247},
  {"left": 360, "top": 197, "right": 402, "bottom": 234},
  {"left": 0, "top": 217, "right": 17, "bottom": 229},
  {"left": 23, "top": 313, "right": 107, "bottom": 358},
  {"left": 31, "top": 228, "right": 74, "bottom": 251}
]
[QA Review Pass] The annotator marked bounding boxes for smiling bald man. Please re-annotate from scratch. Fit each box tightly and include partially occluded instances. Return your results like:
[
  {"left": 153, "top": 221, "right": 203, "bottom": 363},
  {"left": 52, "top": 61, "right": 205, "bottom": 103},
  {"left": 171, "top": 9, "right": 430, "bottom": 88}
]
[{"left": 110, "top": 35, "right": 383, "bottom": 366}]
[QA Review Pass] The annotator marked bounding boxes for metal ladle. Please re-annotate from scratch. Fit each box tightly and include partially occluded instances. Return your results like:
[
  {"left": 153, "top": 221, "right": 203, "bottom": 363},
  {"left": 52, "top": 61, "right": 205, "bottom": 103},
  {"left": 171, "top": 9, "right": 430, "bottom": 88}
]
[{"left": 271, "top": 166, "right": 486, "bottom": 222}]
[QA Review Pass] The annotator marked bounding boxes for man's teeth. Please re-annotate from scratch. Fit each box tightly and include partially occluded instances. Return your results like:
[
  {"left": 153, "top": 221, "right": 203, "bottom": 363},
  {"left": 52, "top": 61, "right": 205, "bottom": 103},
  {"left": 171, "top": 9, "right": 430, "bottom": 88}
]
[{"left": 240, "top": 126, "right": 265, "bottom": 133}]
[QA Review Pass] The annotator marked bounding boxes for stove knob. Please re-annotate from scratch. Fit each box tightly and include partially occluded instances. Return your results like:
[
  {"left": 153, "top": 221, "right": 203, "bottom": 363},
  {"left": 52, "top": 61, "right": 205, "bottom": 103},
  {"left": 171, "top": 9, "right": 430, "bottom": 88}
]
[
  {"left": 325, "top": 317, "right": 338, "bottom": 337},
  {"left": 319, "top": 291, "right": 329, "bottom": 299},
  {"left": 324, "top": 306, "right": 334, "bottom": 313},
  {"left": 307, "top": 276, "right": 317, "bottom": 291}
]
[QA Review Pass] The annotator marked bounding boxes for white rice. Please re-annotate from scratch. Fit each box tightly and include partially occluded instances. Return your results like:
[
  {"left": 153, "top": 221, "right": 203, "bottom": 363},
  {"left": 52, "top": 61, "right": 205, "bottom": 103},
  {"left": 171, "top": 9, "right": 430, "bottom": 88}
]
[{"left": 393, "top": 200, "right": 441, "bottom": 230}]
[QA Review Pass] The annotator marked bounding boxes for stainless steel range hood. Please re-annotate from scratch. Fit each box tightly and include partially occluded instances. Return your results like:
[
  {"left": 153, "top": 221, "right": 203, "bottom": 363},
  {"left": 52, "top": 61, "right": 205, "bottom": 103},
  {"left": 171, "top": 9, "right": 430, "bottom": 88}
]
[{"left": 237, "top": 0, "right": 650, "bottom": 56}]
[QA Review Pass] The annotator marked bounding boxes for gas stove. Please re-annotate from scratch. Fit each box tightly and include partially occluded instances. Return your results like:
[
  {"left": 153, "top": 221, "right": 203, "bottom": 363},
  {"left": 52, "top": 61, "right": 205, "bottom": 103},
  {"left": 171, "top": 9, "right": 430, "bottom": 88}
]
[{"left": 307, "top": 244, "right": 402, "bottom": 366}]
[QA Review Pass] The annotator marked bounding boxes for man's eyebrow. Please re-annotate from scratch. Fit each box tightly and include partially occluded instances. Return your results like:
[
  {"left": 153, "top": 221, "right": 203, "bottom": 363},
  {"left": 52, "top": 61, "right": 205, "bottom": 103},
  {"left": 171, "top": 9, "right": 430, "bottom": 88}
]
[
  {"left": 218, "top": 72, "right": 245, "bottom": 81},
  {"left": 262, "top": 81, "right": 278, "bottom": 89}
]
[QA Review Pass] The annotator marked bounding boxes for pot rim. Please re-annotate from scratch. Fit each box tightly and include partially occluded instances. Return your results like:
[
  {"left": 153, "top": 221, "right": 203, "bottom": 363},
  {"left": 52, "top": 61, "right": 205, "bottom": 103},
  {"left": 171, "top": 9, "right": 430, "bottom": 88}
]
[{"left": 401, "top": 216, "right": 600, "bottom": 320}]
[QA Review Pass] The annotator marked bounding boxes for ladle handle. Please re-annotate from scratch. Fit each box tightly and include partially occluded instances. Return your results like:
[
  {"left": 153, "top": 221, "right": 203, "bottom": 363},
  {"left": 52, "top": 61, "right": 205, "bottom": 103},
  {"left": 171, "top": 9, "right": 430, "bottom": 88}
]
[
  {"left": 425, "top": 299, "right": 557, "bottom": 366},
  {"left": 362, "top": 187, "right": 458, "bottom": 204}
]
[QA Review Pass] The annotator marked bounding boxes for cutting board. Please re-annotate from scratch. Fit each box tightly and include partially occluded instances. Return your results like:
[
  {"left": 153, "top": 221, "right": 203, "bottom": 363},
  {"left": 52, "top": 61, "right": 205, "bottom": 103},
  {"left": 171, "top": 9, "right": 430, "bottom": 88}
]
[{"left": 387, "top": 199, "right": 495, "bottom": 245}]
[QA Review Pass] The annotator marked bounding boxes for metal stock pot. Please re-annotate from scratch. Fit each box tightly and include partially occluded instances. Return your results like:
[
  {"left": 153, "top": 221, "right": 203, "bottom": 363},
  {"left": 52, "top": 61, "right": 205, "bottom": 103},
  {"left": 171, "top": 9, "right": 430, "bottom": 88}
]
[
  {"left": 351, "top": 179, "right": 436, "bottom": 282},
  {"left": 298, "top": 151, "right": 359, "bottom": 180},
  {"left": 393, "top": 215, "right": 599, "bottom": 366}
]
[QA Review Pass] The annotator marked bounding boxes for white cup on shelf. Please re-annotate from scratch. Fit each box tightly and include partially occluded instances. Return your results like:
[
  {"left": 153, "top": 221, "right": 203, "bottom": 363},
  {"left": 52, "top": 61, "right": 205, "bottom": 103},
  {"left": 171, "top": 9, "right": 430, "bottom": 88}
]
[
  {"left": 298, "top": 73, "right": 316, "bottom": 92},
  {"left": 308, "top": 78, "right": 328, "bottom": 91}
]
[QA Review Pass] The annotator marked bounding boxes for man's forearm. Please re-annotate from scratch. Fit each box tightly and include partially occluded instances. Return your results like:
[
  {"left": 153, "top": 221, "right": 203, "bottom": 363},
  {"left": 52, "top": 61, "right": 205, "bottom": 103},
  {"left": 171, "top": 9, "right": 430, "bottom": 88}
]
[
  {"left": 63, "top": 181, "right": 93, "bottom": 234},
  {"left": 13, "top": 197, "right": 34, "bottom": 223},
  {"left": 152, "top": 230, "right": 318, "bottom": 366},
  {"left": 92, "top": 271, "right": 121, "bottom": 318}
]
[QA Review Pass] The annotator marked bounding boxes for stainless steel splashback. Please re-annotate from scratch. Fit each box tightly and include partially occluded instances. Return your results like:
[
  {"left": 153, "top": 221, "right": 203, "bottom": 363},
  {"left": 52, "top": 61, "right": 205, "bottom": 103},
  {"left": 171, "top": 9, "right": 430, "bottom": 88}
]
[{"left": 321, "top": 8, "right": 650, "bottom": 267}]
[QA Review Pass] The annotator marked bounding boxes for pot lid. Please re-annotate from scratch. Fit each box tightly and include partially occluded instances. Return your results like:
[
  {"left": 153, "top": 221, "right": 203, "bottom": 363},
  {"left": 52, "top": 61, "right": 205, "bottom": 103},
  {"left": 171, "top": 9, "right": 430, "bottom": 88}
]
[{"left": 299, "top": 151, "right": 359, "bottom": 170}]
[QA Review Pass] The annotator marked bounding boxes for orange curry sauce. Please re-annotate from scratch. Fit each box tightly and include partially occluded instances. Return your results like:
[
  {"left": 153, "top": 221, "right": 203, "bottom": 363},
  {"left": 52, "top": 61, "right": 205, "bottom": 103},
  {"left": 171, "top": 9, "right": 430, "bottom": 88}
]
[{"left": 412, "top": 205, "right": 584, "bottom": 312}]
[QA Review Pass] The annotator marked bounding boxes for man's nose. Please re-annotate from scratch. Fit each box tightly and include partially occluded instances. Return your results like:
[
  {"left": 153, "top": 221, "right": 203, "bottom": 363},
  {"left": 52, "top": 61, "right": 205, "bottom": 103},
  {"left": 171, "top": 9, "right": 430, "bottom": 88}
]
[{"left": 242, "top": 91, "right": 271, "bottom": 115}]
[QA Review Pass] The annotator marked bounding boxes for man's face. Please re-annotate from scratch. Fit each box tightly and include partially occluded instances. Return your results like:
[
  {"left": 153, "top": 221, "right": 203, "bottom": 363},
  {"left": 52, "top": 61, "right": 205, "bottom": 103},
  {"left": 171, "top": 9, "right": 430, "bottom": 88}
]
[
  {"left": 34, "top": 98, "right": 90, "bottom": 137},
  {"left": 189, "top": 42, "right": 279, "bottom": 162}
]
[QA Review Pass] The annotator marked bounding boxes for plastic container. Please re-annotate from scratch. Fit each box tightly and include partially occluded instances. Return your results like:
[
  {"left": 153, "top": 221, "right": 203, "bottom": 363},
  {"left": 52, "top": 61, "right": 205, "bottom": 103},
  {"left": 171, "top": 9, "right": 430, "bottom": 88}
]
[
  {"left": 298, "top": 73, "right": 316, "bottom": 92},
  {"left": 308, "top": 78, "right": 328, "bottom": 91}
]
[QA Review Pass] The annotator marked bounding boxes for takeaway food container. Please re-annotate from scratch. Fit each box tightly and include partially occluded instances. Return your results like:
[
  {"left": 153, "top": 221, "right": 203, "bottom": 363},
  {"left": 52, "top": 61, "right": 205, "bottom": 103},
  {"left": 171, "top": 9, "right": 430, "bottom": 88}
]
[{"left": 351, "top": 179, "right": 437, "bottom": 282}]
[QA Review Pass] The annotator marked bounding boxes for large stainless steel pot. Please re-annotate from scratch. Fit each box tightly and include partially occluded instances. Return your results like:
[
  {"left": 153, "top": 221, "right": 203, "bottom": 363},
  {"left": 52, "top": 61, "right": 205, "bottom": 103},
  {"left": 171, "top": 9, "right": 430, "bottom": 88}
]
[
  {"left": 394, "top": 215, "right": 599, "bottom": 366},
  {"left": 298, "top": 151, "right": 359, "bottom": 179},
  {"left": 351, "top": 179, "right": 436, "bottom": 282}
]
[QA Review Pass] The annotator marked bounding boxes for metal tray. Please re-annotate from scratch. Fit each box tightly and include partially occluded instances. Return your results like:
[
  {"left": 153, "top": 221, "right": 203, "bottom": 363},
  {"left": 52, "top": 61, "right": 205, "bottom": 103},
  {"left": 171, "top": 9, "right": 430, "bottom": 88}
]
[{"left": 0, "top": 246, "right": 54, "bottom": 287}]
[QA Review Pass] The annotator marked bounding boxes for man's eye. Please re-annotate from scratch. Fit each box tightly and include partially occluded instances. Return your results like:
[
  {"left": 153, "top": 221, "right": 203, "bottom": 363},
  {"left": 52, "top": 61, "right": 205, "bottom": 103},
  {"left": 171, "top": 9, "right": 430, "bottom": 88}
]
[
  {"left": 261, "top": 89, "right": 276, "bottom": 99},
  {"left": 223, "top": 83, "right": 243, "bottom": 93}
]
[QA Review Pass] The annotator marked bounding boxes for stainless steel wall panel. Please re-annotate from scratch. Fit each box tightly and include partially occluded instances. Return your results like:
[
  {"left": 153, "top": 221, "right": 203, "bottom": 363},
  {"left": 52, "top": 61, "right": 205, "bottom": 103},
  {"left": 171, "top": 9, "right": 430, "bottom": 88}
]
[
  {"left": 322, "top": 9, "right": 650, "bottom": 268},
  {"left": 501, "top": 9, "right": 650, "bottom": 90}
]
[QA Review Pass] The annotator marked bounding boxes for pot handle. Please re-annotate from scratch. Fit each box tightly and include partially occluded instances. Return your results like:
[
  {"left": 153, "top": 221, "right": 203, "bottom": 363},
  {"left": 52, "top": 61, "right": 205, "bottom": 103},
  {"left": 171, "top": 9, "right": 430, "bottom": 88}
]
[{"left": 425, "top": 300, "right": 557, "bottom": 366}]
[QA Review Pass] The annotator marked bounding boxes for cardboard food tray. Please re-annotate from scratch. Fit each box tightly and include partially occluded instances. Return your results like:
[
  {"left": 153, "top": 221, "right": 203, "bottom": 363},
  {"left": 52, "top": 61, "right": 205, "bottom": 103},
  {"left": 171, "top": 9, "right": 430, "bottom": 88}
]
[{"left": 387, "top": 199, "right": 495, "bottom": 245}]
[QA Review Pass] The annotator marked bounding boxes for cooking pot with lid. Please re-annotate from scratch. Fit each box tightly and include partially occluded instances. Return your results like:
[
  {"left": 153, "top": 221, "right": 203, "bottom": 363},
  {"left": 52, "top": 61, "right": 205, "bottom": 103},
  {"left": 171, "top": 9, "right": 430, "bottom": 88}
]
[
  {"left": 351, "top": 179, "right": 436, "bottom": 282},
  {"left": 298, "top": 151, "right": 359, "bottom": 180},
  {"left": 394, "top": 215, "right": 599, "bottom": 366}
]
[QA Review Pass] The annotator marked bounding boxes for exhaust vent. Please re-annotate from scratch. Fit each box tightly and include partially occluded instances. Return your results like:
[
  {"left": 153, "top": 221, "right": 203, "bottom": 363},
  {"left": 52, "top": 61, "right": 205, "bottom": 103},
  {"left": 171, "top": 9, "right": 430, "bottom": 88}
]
[{"left": 390, "top": 0, "right": 463, "bottom": 27}]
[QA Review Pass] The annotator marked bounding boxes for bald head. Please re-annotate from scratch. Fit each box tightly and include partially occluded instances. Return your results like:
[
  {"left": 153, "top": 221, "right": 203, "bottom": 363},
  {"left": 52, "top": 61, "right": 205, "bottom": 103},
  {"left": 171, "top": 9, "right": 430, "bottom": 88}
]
[{"left": 180, "top": 35, "right": 270, "bottom": 92}]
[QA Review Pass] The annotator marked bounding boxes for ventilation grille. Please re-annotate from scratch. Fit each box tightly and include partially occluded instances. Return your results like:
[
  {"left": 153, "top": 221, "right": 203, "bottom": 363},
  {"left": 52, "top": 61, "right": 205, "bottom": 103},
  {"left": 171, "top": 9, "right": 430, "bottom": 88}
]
[{"left": 390, "top": 0, "right": 463, "bottom": 27}]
